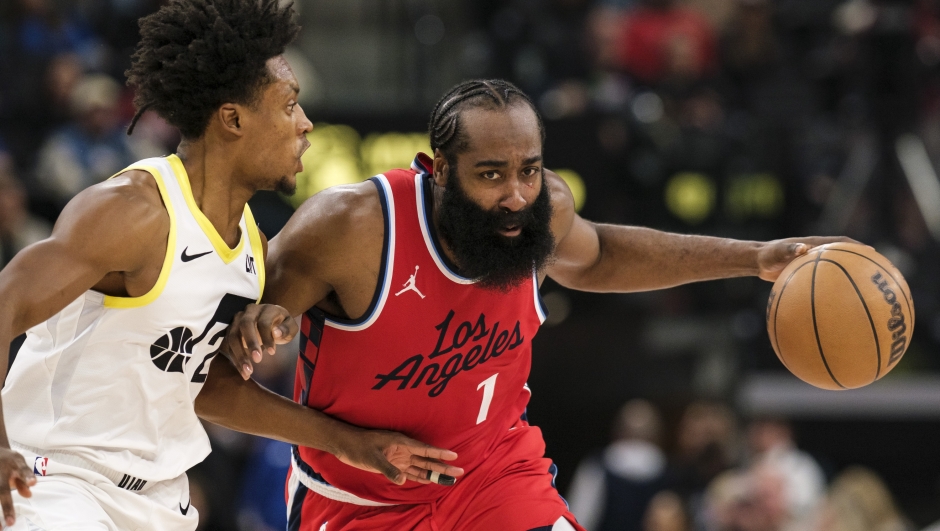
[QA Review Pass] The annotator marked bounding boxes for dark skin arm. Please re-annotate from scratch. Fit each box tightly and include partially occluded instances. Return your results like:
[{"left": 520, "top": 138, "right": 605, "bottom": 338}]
[
  {"left": 0, "top": 171, "right": 169, "bottom": 527},
  {"left": 194, "top": 356, "right": 463, "bottom": 484},
  {"left": 541, "top": 171, "right": 853, "bottom": 289}
]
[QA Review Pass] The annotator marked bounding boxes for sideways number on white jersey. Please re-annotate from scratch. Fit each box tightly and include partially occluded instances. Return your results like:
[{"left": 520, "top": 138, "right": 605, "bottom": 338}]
[{"left": 148, "top": 293, "right": 255, "bottom": 382}]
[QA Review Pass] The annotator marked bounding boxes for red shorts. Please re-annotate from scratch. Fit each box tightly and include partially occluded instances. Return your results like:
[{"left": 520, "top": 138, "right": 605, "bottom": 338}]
[{"left": 286, "top": 424, "right": 585, "bottom": 531}]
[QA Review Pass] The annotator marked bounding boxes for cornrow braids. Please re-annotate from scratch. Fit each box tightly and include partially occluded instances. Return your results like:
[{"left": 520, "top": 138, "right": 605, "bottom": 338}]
[
  {"left": 126, "top": 0, "right": 300, "bottom": 138},
  {"left": 428, "top": 79, "right": 545, "bottom": 161}
]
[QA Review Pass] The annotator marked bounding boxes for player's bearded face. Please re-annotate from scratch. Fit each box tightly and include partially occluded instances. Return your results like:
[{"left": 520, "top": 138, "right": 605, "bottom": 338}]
[{"left": 437, "top": 164, "right": 554, "bottom": 291}]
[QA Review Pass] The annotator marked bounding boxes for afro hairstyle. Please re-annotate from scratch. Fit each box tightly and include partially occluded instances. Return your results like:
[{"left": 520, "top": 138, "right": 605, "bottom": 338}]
[{"left": 126, "top": 0, "right": 300, "bottom": 139}]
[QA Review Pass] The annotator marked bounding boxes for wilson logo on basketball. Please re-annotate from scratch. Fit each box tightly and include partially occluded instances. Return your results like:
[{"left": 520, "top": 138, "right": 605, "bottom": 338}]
[
  {"left": 871, "top": 272, "right": 908, "bottom": 366},
  {"left": 766, "top": 242, "right": 914, "bottom": 390},
  {"left": 372, "top": 310, "right": 524, "bottom": 397}
]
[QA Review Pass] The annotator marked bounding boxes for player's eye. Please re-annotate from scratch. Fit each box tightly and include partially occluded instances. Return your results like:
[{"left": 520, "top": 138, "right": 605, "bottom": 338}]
[
  {"left": 522, "top": 167, "right": 540, "bottom": 177},
  {"left": 288, "top": 103, "right": 297, "bottom": 112},
  {"left": 482, "top": 171, "right": 500, "bottom": 180}
]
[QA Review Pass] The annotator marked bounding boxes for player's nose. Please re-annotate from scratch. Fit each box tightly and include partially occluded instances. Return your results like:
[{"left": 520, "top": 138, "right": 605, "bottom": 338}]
[
  {"left": 499, "top": 178, "right": 528, "bottom": 212},
  {"left": 297, "top": 104, "right": 313, "bottom": 135}
]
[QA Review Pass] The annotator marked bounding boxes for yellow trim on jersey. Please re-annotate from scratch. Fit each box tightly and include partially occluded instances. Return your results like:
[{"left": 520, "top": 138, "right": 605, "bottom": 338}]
[
  {"left": 243, "top": 205, "right": 266, "bottom": 301},
  {"left": 103, "top": 164, "right": 177, "bottom": 309},
  {"left": 166, "top": 154, "right": 245, "bottom": 264}
]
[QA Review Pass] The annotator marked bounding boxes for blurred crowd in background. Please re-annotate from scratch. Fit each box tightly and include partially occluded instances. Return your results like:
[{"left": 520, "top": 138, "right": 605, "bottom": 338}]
[{"left": 2, "top": 0, "right": 940, "bottom": 529}]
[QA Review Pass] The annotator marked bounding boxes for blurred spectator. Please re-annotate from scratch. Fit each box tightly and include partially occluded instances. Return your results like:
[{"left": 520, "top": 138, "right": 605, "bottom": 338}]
[
  {"left": 2, "top": 0, "right": 99, "bottom": 63},
  {"left": 746, "top": 417, "right": 825, "bottom": 528},
  {"left": 813, "top": 466, "right": 915, "bottom": 531},
  {"left": 720, "top": 0, "right": 778, "bottom": 79},
  {"left": 615, "top": 0, "right": 718, "bottom": 87},
  {"left": 34, "top": 73, "right": 161, "bottom": 207},
  {"left": 700, "top": 462, "right": 791, "bottom": 531},
  {"left": 0, "top": 152, "right": 51, "bottom": 268},
  {"left": 0, "top": 0, "right": 103, "bottom": 169},
  {"left": 643, "top": 490, "right": 691, "bottom": 531},
  {"left": 672, "top": 401, "right": 738, "bottom": 506},
  {"left": 567, "top": 399, "right": 670, "bottom": 531},
  {"left": 701, "top": 469, "right": 747, "bottom": 531},
  {"left": 482, "top": 0, "right": 593, "bottom": 97}
]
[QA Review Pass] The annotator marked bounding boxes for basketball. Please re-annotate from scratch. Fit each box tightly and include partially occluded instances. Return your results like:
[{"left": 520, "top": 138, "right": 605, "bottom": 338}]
[{"left": 766, "top": 243, "right": 914, "bottom": 390}]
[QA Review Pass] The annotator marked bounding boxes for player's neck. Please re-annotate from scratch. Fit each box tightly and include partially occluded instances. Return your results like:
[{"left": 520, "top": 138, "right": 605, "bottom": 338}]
[{"left": 176, "top": 140, "right": 254, "bottom": 248}]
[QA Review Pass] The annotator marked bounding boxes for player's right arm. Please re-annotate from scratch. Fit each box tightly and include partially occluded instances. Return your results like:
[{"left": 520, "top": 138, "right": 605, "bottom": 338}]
[
  {"left": 206, "top": 183, "right": 464, "bottom": 485},
  {"left": 0, "top": 171, "right": 167, "bottom": 527}
]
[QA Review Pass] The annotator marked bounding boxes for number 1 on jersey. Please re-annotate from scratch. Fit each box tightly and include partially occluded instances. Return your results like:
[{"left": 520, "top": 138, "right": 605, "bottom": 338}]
[{"left": 476, "top": 374, "right": 498, "bottom": 424}]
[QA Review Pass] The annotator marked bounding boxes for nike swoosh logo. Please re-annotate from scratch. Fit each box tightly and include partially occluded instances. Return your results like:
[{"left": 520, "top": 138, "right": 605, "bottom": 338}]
[
  {"left": 180, "top": 498, "right": 191, "bottom": 515},
  {"left": 181, "top": 247, "right": 212, "bottom": 262}
]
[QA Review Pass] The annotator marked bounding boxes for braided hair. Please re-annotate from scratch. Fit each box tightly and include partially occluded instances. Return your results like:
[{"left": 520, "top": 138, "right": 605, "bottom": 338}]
[
  {"left": 125, "top": 0, "right": 300, "bottom": 138},
  {"left": 429, "top": 79, "right": 545, "bottom": 162}
]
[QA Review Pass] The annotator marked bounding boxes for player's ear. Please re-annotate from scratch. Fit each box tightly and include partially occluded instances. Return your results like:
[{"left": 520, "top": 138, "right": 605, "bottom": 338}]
[
  {"left": 432, "top": 148, "right": 448, "bottom": 187},
  {"left": 217, "top": 103, "right": 244, "bottom": 138}
]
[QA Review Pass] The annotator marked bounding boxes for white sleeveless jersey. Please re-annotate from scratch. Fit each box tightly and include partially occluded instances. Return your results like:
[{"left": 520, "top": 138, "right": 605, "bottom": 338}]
[{"left": 3, "top": 154, "right": 265, "bottom": 483}]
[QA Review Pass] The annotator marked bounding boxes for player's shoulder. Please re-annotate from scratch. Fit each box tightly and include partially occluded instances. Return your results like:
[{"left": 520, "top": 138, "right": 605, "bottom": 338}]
[
  {"left": 290, "top": 180, "right": 383, "bottom": 242},
  {"left": 74, "top": 169, "right": 163, "bottom": 209},
  {"left": 545, "top": 169, "right": 576, "bottom": 236},
  {"left": 55, "top": 169, "right": 169, "bottom": 244},
  {"left": 545, "top": 170, "right": 575, "bottom": 213}
]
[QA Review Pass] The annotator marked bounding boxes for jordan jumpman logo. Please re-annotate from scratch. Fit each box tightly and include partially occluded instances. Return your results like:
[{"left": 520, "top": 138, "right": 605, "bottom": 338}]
[{"left": 395, "top": 266, "right": 425, "bottom": 298}]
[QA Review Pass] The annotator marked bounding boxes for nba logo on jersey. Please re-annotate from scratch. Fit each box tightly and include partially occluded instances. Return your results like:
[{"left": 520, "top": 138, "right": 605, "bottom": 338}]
[{"left": 33, "top": 457, "right": 48, "bottom": 476}]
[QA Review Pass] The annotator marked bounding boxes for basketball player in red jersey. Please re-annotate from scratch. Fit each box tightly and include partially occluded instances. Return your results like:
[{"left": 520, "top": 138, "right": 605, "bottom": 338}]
[{"left": 227, "top": 79, "right": 849, "bottom": 530}]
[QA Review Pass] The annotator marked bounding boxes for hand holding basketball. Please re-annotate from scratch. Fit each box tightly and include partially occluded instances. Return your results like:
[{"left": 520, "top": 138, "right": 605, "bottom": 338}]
[
  {"left": 756, "top": 236, "right": 859, "bottom": 281},
  {"left": 766, "top": 243, "right": 914, "bottom": 390}
]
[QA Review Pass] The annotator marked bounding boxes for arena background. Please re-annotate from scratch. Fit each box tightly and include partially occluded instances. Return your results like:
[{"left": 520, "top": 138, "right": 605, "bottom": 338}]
[{"left": 2, "top": 0, "right": 940, "bottom": 529}]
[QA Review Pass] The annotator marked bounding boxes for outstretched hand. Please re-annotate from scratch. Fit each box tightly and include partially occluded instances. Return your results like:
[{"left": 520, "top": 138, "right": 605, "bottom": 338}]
[
  {"left": 333, "top": 428, "right": 464, "bottom": 486},
  {"left": 220, "top": 303, "right": 298, "bottom": 380},
  {"left": 0, "top": 447, "right": 36, "bottom": 527},
  {"left": 757, "top": 236, "right": 862, "bottom": 282}
]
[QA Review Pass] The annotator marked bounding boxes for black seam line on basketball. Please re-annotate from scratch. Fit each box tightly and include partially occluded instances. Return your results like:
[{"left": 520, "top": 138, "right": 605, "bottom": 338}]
[
  {"left": 823, "top": 248, "right": 913, "bottom": 322},
  {"left": 811, "top": 251, "right": 847, "bottom": 389},
  {"left": 819, "top": 258, "right": 882, "bottom": 380},
  {"left": 773, "top": 261, "right": 815, "bottom": 372}
]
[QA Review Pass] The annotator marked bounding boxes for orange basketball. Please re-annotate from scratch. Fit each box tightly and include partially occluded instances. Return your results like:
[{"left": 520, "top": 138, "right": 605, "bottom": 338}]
[{"left": 766, "top": 242, "right": 914, "bottom": 390}]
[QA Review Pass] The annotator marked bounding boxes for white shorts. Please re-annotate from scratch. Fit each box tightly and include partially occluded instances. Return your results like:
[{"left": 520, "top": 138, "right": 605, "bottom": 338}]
[{"left": 8, "top": 451, "right": 197, "bottom": 531}]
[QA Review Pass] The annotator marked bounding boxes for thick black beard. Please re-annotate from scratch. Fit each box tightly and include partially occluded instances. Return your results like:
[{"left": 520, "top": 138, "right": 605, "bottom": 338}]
[{"left": 436, "top": 166, "right": 555, "bottom": 292}]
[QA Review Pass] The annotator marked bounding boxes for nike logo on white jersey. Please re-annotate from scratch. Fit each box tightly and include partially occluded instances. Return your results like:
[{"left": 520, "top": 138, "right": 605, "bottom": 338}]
[
  {"left": 181, "top": 247, "right": 212, "bottom": 262},
  {"left": 395, "top": 266, "right": 425, "bottom": 299}
]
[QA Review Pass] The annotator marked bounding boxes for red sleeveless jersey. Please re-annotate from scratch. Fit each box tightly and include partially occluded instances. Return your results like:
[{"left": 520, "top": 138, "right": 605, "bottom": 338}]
[{"left": 292, "top": 153, "right": 548, "bottom": 504}]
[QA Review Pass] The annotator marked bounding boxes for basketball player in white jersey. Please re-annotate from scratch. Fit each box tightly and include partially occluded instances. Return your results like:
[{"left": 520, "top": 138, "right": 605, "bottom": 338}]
[{"left": 0, "top": 1, "right": 461, "bottom": 529}]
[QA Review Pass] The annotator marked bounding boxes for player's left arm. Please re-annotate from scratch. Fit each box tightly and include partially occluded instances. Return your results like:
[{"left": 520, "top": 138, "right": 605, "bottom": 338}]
[
  {"left": 194, "top": 355, "right": 464, "bottom": 485},
  {"left": 544, "top": 171, "right": 854, "bottom": 291}
]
